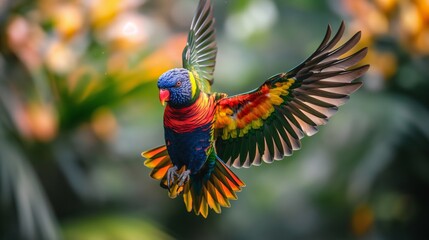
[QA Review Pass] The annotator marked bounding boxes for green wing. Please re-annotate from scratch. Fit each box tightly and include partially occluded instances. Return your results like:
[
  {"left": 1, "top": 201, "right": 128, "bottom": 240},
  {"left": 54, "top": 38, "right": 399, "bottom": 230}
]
[
  {"left": 214, "top": 22, "right": 369, "bottom": 168},
  {"left": 182, "top": 0, "right": 217, "bottom": 93}
]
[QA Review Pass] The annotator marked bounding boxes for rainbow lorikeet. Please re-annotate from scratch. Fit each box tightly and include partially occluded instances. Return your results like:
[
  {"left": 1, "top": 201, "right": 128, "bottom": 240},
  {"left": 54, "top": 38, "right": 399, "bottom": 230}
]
[{"left": 142, "top": 0, "right": 369, "bottom": 218}]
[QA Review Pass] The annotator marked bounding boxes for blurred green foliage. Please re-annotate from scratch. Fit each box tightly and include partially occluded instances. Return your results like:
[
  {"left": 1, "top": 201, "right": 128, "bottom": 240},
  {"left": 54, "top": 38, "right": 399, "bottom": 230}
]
[
  {"left": 62, "top": 215, "right": 172, "bottom": 240},
  {"left": 1, "top": 0, "right": 429, "bottom": 240}
]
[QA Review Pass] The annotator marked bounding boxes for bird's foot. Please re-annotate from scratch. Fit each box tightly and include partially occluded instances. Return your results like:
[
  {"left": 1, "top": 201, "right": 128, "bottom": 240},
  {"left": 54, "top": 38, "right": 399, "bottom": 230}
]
[
  {"left": 166, "top": 166, "right": 178, "bottom": 189},
  {"left": 177, "top": 169, "right": 191, "bottom": 187}
]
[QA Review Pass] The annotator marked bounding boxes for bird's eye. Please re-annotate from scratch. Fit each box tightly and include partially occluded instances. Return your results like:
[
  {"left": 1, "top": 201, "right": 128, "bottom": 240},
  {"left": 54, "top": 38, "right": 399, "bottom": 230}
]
[{"left": 175, "top": 81, "right": 182, "bottom": 87}]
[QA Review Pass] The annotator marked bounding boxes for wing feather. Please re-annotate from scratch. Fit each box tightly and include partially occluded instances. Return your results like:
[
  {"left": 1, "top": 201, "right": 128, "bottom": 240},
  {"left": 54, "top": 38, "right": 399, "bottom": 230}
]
[
  {"left": 183, "top": 0, "right": 217, "bottom": 93},
  {"left": 214, "top": 22, "right": 369, "bottom": 168}
]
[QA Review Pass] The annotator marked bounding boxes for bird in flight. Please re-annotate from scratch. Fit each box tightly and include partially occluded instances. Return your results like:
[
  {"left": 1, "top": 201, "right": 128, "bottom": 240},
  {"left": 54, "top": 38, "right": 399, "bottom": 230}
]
[{"left": 142, "top": 0, "right": 369, "bottom": 218}]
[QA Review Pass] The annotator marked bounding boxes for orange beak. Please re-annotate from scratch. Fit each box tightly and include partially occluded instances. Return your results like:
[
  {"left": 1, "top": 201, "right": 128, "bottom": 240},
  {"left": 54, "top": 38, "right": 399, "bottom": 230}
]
[{"left": 159, "top": 89, "right": 170, "bottom": 106}]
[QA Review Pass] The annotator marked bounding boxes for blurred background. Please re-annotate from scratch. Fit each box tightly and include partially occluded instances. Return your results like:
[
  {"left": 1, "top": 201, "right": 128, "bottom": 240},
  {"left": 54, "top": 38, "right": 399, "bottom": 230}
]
[{"left": 1, "top": 0, "right": 429, "bottom": 239}]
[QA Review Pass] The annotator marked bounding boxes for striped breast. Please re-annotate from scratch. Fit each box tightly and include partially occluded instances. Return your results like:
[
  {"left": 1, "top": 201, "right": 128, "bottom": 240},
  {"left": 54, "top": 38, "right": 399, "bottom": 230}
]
[{"left": 164, "top": 93, "right": 216, "bottom": 133}]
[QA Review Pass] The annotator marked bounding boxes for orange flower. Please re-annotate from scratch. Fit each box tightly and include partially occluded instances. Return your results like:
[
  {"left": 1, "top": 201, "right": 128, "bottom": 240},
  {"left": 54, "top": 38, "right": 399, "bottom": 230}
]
[
  {"left": 90, "top": 0, "right": 122, "bottom": 29},
  {"left": 340, "top": 0, "right": 429, "bottom": 80},
  {"left": 44, "top": 40, "right": 78, "bottom": 74},
  {"left": 6, "top": 16, "right": 44, "bottom": 70},
  {"left": 111, "top": 34, "right": 187, "bottom": 94},
  {"left": 374, "top": 0, "right": 397, "bottom": 13},
  {"left": 51, "top": 3, "right": 85, "bottom": 40},
  {"left": 137, "top": 34, "right": 187, "bottom": 81},
  {"left": 91, "top": 108, "right": 117, "bottom": 141},
  {"left": 12, "top": 100, "right": 58, "bottom": 142},
  {"left": 351, "top": 204, "right": 374, "bottom": 236}
]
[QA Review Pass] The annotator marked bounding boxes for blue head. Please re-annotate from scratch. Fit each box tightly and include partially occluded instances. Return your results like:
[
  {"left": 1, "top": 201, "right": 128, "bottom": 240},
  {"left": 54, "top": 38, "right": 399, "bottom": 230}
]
[{"left": 157, "top": 68, "right": 198, "bottom": 107}]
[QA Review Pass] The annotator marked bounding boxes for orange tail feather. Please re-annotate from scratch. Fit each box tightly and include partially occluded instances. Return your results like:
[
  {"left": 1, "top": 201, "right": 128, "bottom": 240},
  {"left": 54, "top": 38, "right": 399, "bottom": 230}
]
[
  {"left": 183, "top": 158, "right": 245, "bottom": 218},
  {"left": 142, "top": 146, "right": 245, "bottom": 217}
]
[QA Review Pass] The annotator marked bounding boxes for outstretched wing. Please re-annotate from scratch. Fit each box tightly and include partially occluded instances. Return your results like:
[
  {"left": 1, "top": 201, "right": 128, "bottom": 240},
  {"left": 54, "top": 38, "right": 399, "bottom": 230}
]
[
  {"left": 182, "top": 0, "right": 217, "bottom": 93},
  {"left": 214, "top": 22, "right": 369, "bottom": 168}
]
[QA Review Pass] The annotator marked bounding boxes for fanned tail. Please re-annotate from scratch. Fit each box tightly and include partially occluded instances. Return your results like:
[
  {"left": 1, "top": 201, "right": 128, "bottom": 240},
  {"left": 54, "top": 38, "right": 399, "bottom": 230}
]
[
  {"left": 183, "top": 156, "right": 245, "bottom": 218},
  {"left": 142, "top": 146, "right": 245, "bottom": 218}
]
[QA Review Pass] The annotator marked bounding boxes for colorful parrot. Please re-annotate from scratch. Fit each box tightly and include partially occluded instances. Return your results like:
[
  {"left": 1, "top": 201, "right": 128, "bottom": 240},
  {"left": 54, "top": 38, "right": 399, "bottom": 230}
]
[{"left": 142, "top": 0, "right": 369, "bottom": 218}]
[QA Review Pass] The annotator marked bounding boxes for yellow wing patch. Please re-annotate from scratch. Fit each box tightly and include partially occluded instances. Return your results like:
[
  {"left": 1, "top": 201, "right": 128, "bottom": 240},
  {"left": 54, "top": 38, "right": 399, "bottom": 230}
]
[{"left": 215, "top": 78, "right": 295, "bottom": 140}]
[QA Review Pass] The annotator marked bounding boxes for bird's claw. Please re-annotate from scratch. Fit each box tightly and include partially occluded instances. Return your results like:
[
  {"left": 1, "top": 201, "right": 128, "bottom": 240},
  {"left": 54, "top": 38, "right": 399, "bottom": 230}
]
[
  {"left": 177, "top": 169, "right": 191, "bottom": 187},
  {"left": 166, "top": 166, "right": 190, "bottom": 189},
  {"left": 166, "top": 166, "right": 178, "bottom": 189}
]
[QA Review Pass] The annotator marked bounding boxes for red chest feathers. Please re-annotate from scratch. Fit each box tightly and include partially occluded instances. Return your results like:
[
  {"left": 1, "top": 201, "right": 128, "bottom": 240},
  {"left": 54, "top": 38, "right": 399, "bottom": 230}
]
[{"left": 164, "top": 94, "right": 216, "bottom": 133}]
